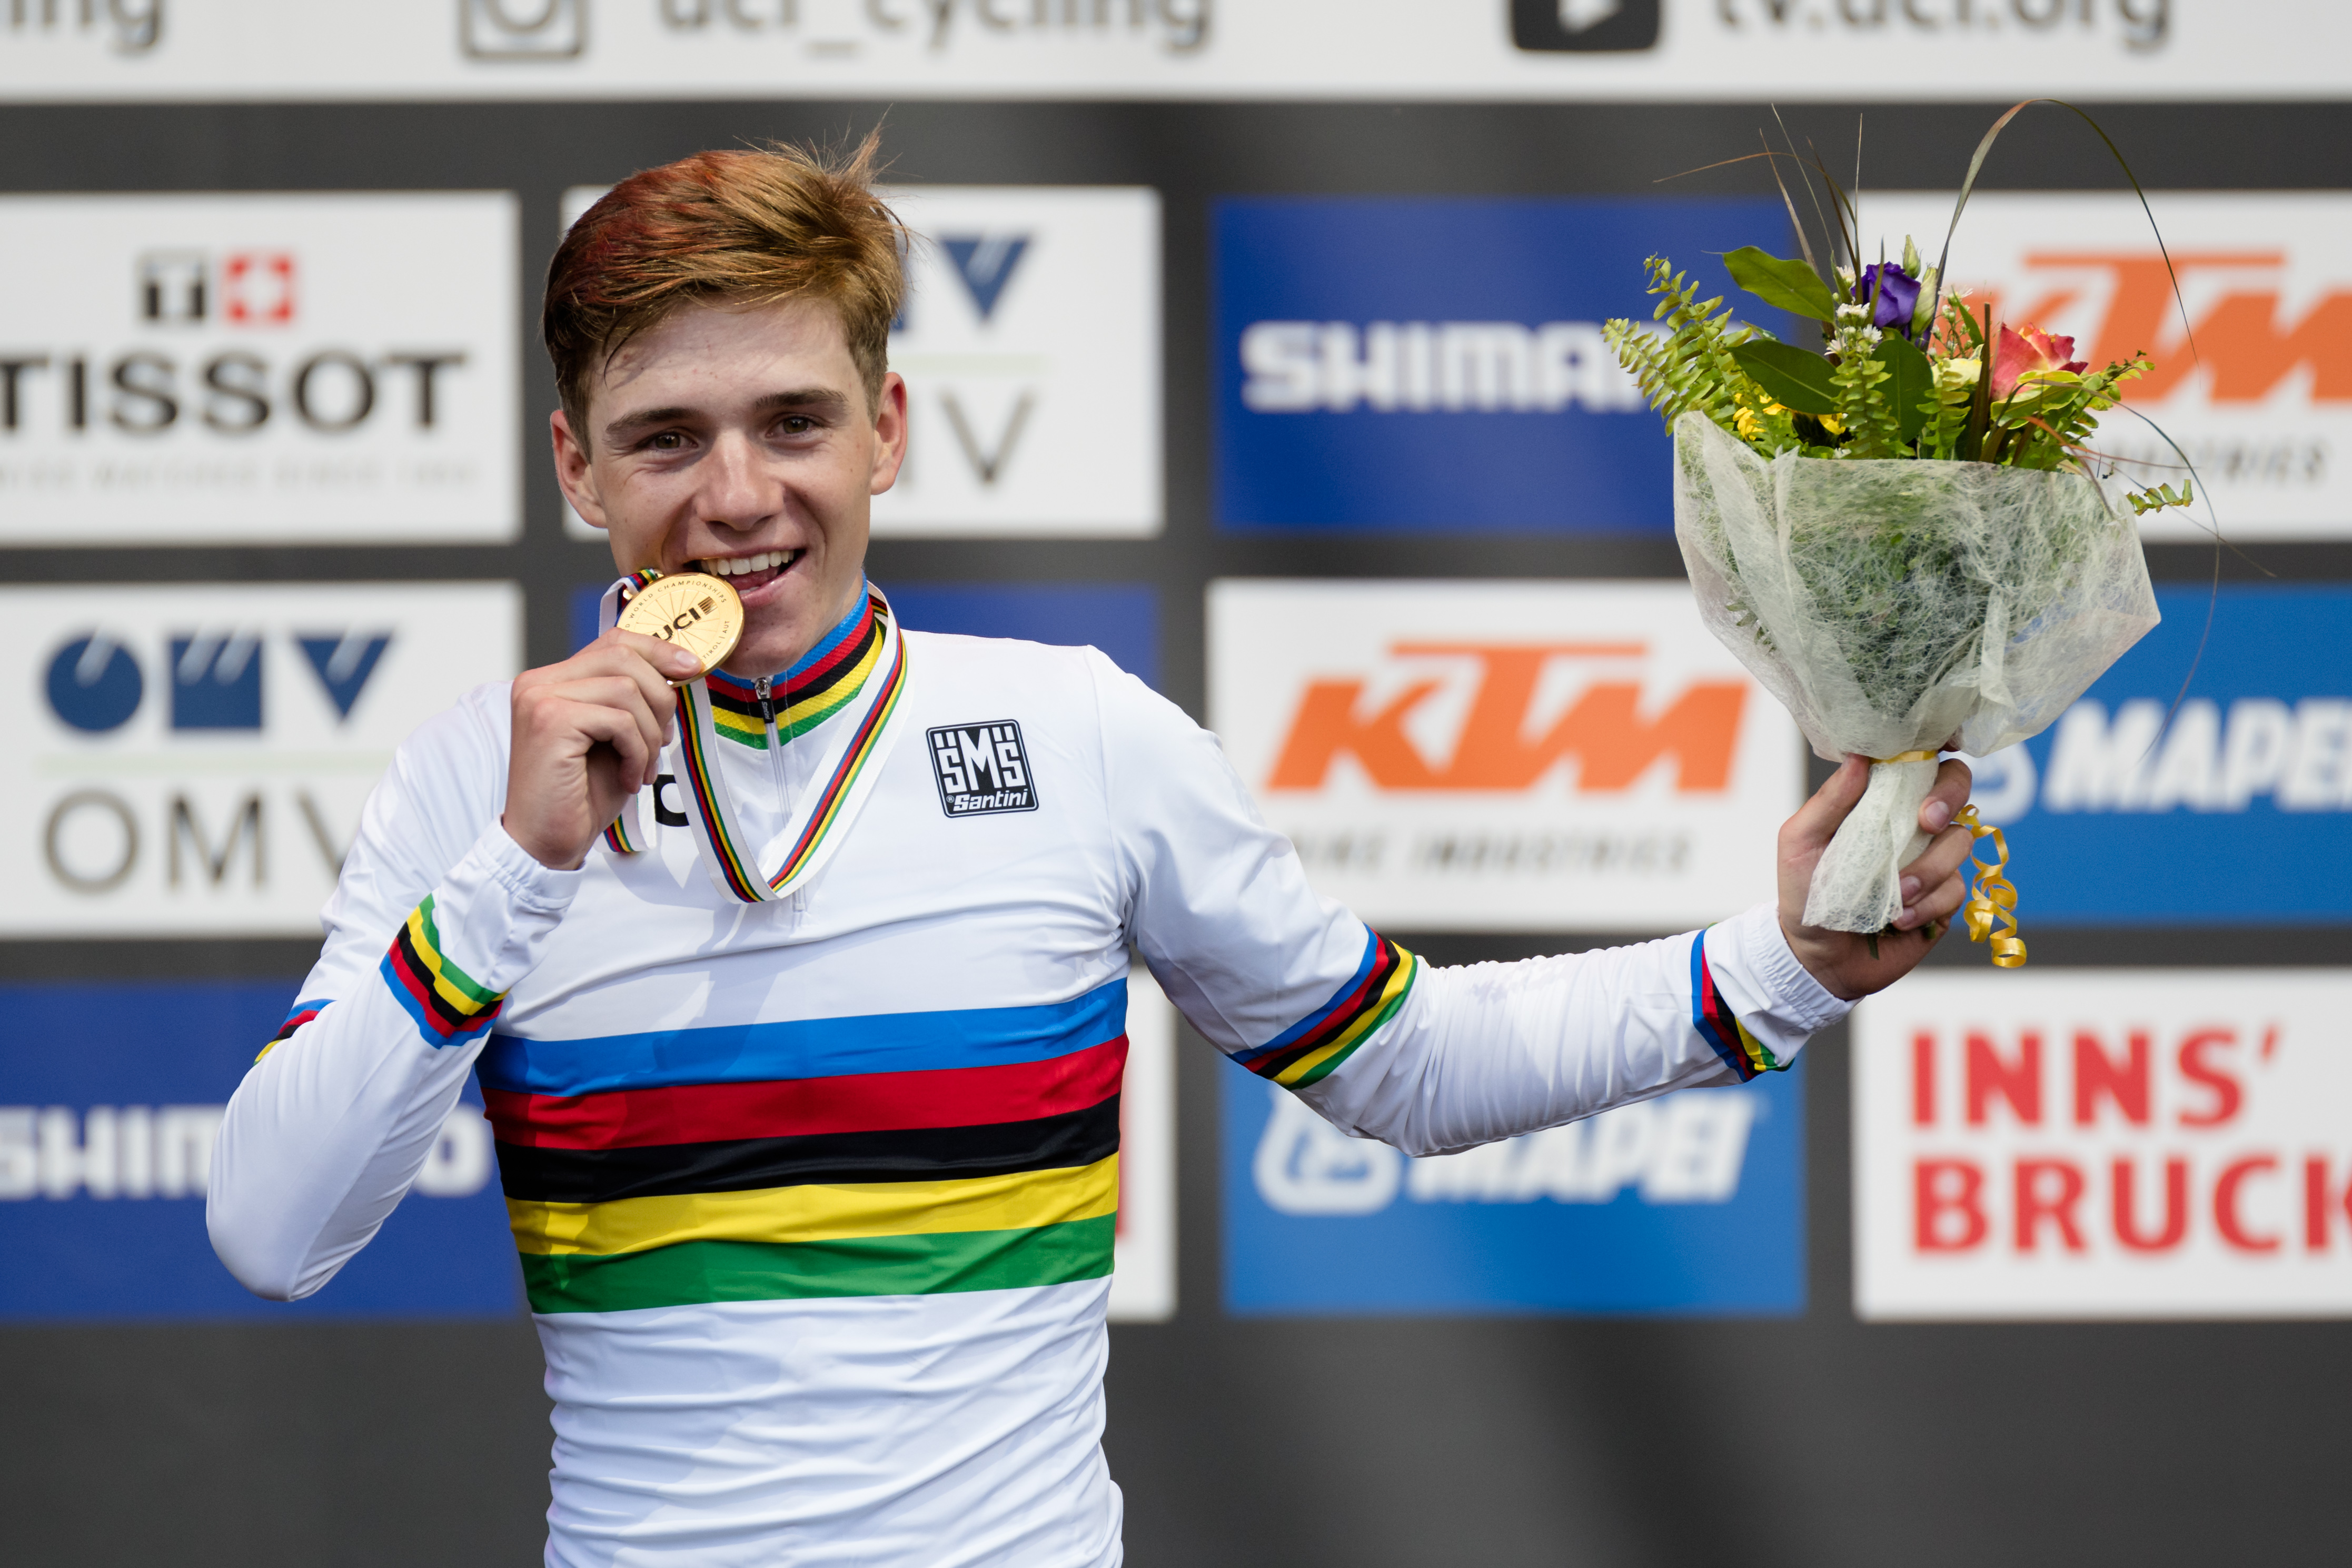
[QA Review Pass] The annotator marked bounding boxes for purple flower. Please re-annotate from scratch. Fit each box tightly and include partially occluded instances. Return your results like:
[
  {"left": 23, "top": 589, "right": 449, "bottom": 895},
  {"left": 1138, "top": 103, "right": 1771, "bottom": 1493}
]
[{"left": 1859, "top": 263, "right": 1921, "bottom": 332}]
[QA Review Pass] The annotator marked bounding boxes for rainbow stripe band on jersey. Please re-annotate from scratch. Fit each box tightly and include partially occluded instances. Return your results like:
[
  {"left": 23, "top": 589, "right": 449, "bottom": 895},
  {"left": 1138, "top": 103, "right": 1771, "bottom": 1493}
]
[
  {"left": 480, "top": 976, "right": 1130, "bottom": 1314},
  {"left": 1233, "top": 927, "right": 1418, "bottom": 1089},
  {"left": 1690, "top": 928, "right": 1779, "bottom": 1081},
  {"left": 381, "top": 896, "right": 508, "bottom": 1047}
]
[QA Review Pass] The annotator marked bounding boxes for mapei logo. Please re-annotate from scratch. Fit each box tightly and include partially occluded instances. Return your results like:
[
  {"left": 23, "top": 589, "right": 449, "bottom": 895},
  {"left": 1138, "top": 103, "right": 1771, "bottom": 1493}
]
[
  {"left": 928, "top": 720, "right": 1038, "bottom": 817},
  {"left": 1252, "top": 1082, "right": 1756, "bottom": 1216},
  {"left": 44, "top": 629, "right": 393, "bottom": 736},
  {"left": 460, "top": 0, "right": 585, "bottom": 59},
  {"left": 1509, "top": 0, "right": 1660, "bottom": 53},
  {"left": 1265, "top": 641, "right": 1745, "bottom": 796}
]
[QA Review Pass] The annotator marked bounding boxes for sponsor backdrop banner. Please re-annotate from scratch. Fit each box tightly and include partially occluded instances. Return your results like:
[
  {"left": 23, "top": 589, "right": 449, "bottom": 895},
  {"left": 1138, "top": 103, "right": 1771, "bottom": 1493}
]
[
  {"left": 1864, "top": 192, "right": 2352, "bottom": 540},
  {"left": 1964, "top": 584, "right": 2352, "bottom": 925},
  {"left": 0, "top": 194, "right": 518, "bottom": 545},
  {"left": 559, "top": 184, "right": 1160, "bottom": 541},
  {"left": 1208, "top": 580, "right": 1800, "bottom": 931},
  {"left": 1214, "top": 196, "right": 1783, "bottom": 534},
  {"left": 0, "top": 979, "right": 515, "bottom": 1320},
  {"left": 1854, "top": 970, "right": 2352, "bottom": 1321},
  {"left": 0, "top": 1, "right": 2327, "bottom": 102},
  {"left": 1226, "top": 1067, "right": 1802, "bottom": 1314},
  {"left": 5, "top": 583, "right": 521, "bottom": 937}
]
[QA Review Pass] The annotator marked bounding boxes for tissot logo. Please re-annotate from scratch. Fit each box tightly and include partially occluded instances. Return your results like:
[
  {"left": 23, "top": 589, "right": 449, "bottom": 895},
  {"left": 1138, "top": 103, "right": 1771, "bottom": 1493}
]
[
  {"left": 1510, "top": 0, "right": 1660, "bottom": 52},
  {"left": 928, "top": 721, "right": 1038, "bottom": 817},
  {"left": 0, "top": 193, "right": 519, "bottom": 544},
  {"left": 461, "top": 0, "right": 586, "bottom": 59}
]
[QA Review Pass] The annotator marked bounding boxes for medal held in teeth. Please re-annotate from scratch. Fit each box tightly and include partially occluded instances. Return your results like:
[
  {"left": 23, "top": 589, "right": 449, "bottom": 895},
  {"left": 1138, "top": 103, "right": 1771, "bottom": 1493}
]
[{"left": 616, "top": 569, "right": 744, "bottom": 681}]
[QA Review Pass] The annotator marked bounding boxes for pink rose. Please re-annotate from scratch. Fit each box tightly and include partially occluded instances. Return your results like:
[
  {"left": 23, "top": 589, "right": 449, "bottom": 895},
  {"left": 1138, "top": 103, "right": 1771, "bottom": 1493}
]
[{"left": 1991, "top": 324, "right": 2090, "bottom": 401}]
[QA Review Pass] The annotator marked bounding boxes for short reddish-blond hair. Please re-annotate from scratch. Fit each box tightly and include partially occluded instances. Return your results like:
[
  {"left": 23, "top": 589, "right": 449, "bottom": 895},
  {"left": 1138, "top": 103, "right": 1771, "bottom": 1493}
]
[{"left": 543, "top": 134, "right": 904, "bottom": 440}]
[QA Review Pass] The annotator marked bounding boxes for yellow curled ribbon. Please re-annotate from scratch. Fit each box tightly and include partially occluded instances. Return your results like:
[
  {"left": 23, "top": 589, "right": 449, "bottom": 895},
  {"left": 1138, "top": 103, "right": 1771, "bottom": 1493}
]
[{"left": 1951, "top": 805, "right": 2026, "bottom": 968}]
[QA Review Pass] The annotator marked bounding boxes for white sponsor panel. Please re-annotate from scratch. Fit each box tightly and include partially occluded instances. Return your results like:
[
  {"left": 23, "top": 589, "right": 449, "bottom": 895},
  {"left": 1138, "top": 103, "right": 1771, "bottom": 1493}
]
[
  {"left": 4, "top": 583, "right": 521, "bottom": 936},
  {"left": 0, "top": 194, "right": 518, "bottom": 545},
  {"left": 558, "top": 184, "right": 1159, "bottom": 542},
  {"left": 1854, "top": 970, "right": 2352, "bottom": 1321},
  {"left": 1861, "top": 192, "right": 2352, "bottom": 540},
  {"left": 0, "top": 0, "right": 2330, "bottom": 102},
  {"left": 1252, "top": 1080, "right": 1760, "bottom": 1217},
  {"left": 1207, "top": 581, "right": 1801, "bottom": 931},
  {"left": 1109, "top": 962, "right": 1176, "bottom": 1322}
]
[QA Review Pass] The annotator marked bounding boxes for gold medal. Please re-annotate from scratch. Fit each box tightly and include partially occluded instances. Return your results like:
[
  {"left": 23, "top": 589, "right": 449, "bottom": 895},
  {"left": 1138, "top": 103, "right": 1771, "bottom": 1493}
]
[{"left": 615, "top": 570, "right": 744, "bottom": 680}]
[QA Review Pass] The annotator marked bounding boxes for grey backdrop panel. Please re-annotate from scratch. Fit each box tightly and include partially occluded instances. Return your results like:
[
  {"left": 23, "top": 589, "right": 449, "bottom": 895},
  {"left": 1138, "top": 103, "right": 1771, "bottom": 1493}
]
[{"left": 0, "top": 97, "right": 2346, "bottom": 1568}]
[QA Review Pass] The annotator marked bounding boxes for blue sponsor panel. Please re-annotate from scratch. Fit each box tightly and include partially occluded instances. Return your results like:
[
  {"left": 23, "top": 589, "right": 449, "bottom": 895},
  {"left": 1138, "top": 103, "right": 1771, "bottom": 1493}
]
[
  {"left": 1213, "top": 196, "right": 1789, "bottom": 533},
  {"left": 572, "top": 581, "right": 1159, "bottom": 690},
  {"left": 0, "top": 981, "right": 519, "bottom": 1320},
  {"left": 1223, "top": 1063, "right": 1803, "bottom": 1315},
  {"left": 1974, "top": 583, "right": 2352, "bottom": 923}
]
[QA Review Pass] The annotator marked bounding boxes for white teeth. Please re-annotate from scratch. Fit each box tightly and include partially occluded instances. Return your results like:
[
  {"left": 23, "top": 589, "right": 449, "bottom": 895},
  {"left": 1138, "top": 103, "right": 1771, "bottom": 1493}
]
[{"left": 700, "top": 550, "right": 796, "bottom": 577}]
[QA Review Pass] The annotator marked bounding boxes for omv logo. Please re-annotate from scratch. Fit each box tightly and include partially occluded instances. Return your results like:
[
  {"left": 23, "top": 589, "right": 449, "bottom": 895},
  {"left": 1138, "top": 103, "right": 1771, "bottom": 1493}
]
[{"left": 43, "top": 630, "right": 392, "bottom": 735}]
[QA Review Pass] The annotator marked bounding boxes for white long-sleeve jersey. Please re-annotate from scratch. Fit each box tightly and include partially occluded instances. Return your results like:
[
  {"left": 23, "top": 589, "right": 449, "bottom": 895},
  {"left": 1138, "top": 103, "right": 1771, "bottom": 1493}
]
[{"left": 207, "top": 592, "right": 1847, "bottom": 1568}]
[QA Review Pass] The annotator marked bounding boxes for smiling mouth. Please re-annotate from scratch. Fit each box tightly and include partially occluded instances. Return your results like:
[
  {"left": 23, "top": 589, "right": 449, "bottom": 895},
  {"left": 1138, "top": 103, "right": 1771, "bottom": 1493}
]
[{"left": 690, "top": 549, "right": 801, "bottom": 594}]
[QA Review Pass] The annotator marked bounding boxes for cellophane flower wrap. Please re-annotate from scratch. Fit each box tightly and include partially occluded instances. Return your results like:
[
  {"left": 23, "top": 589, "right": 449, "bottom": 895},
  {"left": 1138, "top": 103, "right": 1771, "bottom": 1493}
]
[{"left": 1673, "top": 410, "right": 2158, "bottom": 931}]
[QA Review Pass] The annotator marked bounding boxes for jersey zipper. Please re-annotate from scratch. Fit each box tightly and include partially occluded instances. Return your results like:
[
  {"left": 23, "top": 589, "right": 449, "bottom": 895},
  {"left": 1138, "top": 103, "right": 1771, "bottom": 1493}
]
[
  {"left": 753, "top": 675, "right": 807, "bottom": 912},
  {"left": 753, "top": 676, "right": 792, "bottom": 803}
]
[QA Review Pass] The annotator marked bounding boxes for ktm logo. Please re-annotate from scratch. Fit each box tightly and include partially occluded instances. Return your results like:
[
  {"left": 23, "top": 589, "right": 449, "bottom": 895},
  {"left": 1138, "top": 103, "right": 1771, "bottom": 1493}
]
[
  {"left": 1981, "top": 252, "right": 2352, "bottom": 404},
  {"left": 1266, "top": 642, "right": 1746, "bottom": 793}
]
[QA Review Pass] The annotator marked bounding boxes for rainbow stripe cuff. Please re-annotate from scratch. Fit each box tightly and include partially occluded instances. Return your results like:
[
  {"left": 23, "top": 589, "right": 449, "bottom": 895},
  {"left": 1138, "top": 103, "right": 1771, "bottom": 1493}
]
[
  {"left": 1691, "top": 928, "right": 1780, "bottom": 1081},
  {"left": 381, "top": 895, "right": 507, "bottom": 1047},
  {"left": 1234, "top": 929, "right": 1418, "bottom": 1089},
  {"left": 255, "top": 997, "right": 331, "bottom": 1062}
]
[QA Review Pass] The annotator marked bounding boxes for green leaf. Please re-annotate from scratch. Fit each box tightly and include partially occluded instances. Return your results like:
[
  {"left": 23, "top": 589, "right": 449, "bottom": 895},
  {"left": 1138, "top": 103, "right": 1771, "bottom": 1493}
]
[
  {"left": 1723, "top": 246, "right": 1839, "bottom": 323},
  {"left": 1874, "top": 335, "right": 1934, "bottom": 445},
  {"left": 1729, "top": 340, "right": 1838, "bottom": 415}
]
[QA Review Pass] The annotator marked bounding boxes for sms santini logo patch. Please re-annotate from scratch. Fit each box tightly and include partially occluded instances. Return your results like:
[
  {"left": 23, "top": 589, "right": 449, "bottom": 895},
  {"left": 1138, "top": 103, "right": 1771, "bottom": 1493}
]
[{"left": 927, "top": 721, "right": 1039, "bottom": 817}]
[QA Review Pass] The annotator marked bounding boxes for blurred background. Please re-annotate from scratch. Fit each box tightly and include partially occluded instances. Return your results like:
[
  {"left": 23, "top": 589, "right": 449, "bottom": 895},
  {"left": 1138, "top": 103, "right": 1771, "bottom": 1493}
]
[{"left": 5, "top": 5, "right": 2352, "bottom": 1564}]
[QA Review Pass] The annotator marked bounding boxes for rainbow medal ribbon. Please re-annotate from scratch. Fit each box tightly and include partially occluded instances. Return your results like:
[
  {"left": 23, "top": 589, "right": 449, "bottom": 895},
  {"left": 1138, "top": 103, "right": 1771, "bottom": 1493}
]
[
  {"left": 593, "top": 569, "right": 669, "bottom": 857},
  {"left": 664, "top": 582, "right": 908, "bottom": 905}
]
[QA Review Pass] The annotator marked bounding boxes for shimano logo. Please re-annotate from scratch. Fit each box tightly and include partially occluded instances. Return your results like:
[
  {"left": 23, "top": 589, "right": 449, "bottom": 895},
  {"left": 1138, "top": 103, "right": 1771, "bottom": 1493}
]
[{"left": 1238, "top": 320, "right": 1644, "bottom": 414}]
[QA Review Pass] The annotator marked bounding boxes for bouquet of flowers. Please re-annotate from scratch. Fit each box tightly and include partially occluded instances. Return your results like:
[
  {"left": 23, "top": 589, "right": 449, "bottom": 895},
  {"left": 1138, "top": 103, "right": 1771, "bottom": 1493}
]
[{"left": 1604, "top": 120, "right": 2182, "bottom": 963}]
